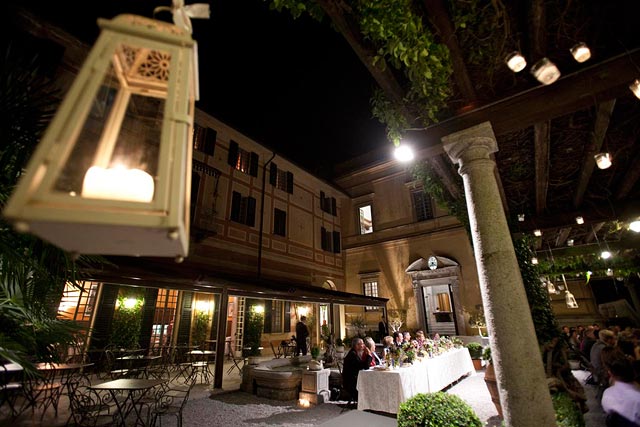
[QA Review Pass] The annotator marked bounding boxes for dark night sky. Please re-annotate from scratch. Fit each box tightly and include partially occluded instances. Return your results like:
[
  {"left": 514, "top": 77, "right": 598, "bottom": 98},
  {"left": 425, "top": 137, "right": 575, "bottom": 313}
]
[{"left": 12, "top": 0, "right": 389, "bottom": 179}]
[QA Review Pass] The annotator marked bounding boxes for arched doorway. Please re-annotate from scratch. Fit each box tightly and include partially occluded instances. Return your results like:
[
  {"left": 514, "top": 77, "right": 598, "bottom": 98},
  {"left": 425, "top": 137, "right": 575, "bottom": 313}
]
[{"left": 405, "top": 256, "right": 465, "bottom": 336}]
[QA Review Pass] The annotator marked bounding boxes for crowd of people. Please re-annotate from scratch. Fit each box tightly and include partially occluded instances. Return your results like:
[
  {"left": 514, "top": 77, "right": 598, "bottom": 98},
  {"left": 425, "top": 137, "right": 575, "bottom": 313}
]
[{"left": 561, "top": 323, "right": 640, "bottom": 426}]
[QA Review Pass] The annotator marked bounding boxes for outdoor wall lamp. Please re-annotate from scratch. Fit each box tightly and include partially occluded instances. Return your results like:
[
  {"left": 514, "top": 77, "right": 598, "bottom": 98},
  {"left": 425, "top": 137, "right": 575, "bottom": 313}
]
[
  {"left": 594, "top": 152, "right": 612, "bottom": 169},
  {"left": 531, "top": 57, "right": 561, "bottom": 85},
  {"left": 3, "top": 13, "right": 203, "bottom": 260}
]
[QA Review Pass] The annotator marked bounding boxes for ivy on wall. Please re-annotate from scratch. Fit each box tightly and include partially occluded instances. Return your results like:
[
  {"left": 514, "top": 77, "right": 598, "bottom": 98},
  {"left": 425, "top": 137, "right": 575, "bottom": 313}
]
[{"left": 110, "top": 293, "right": 144, "bottom": 349}]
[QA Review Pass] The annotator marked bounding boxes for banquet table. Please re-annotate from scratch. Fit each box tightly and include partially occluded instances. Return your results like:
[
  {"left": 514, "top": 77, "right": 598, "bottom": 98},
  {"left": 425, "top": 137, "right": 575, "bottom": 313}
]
[{"left": 356, "top": 347, "right": 475, "bottom": 414}]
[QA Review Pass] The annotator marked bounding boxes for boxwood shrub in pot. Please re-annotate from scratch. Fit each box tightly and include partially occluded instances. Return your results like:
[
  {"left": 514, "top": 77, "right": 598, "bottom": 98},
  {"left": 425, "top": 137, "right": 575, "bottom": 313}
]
[
  {"left": 465, "top": 342, "right": 483, "bottom": 359},
  {"left": 398, "top": 392, "right": 482, "bottom": 427}
]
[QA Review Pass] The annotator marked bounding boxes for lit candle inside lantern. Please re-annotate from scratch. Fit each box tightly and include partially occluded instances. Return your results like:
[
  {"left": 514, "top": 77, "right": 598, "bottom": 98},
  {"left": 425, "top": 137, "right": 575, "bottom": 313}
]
[{"left": 82, "top": 165, "right": 155, "bottom": 202}]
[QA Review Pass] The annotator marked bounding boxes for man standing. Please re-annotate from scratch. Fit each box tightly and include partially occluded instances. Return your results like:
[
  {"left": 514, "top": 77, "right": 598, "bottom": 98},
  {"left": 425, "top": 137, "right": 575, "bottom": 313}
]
[
  {"left": 295, "top": 315, "right": 310, "bottom": 356},
  {"left": 378, "top": 315, "right": 388, "bottom": 343}
]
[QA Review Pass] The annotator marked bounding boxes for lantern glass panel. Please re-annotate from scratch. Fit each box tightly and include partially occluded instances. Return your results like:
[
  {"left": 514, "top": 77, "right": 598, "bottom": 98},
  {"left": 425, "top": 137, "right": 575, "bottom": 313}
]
[{"left": 54, "top": 42, "right": 172, "bottom": 203}]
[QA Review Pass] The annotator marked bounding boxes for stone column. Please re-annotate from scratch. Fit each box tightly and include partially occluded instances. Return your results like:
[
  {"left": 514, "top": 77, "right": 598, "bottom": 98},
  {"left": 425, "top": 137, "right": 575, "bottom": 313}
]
[{"left": 442, "top": 122, "right": 555, "bottom": 427}]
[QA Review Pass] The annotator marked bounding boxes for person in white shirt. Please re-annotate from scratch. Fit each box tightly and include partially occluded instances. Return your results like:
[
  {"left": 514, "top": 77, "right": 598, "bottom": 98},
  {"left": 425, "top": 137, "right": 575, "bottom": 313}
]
[{"left": 600, "top": 347, "right": 640, "bottom": 426}]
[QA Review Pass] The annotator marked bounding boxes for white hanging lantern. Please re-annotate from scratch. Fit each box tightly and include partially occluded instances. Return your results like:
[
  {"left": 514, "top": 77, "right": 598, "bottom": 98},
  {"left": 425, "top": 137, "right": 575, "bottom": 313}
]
[
  {"left": 562, "top": 274, "right": 579, "bottom": 309},
  {"left": 3, "top": 14, "right": 198, "bottom": 258}
]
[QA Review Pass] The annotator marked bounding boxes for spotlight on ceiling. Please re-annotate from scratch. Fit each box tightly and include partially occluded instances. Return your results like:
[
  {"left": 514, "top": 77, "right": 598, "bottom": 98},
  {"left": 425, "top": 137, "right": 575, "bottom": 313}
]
[
  {"left": 600, "top": 250, "right": 612, "bottom": 260},
  {"left": 594, "top": 153, "right": 612, "bottom": 169},
  {"left": 394, "top": 144, "right": 414, "bottom": 162},
  {"left": 567, "top": 239, "right": 574, "bottom": 246},
  {"left": 606, "top": 268, "right": 614, "bottom": 277},
  {"left": 531, "top": 257, "right": 538, "bottom": 265},
  {"left": 505, "top": 51, "right": 527, "bottom": 72},
  {"left": 533, "top": 229, "right": 542, "bottom": 237},
  {"left": 629, "top": 220, "right": 640, "bottom": 233},
  {"left": 575, "top": 216, "right": 584, "bottom": 225},
  {"left": 570, "top": 42, "right": 591, "bottom": 63},
  {"left": 531, "top": 58, "right": 560, "bottom": 85},
  {"left": 630, "top": 79, "right": 640, "bottom": 100},
  {"left": 517, "top": 213, "right": 525, "bottom": 222}
]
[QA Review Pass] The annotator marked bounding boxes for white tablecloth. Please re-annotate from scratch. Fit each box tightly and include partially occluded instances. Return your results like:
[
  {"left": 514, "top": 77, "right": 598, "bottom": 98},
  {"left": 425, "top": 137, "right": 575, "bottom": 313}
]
[{"left": 356, "top": 347, "right": 475, "bottom": 414}]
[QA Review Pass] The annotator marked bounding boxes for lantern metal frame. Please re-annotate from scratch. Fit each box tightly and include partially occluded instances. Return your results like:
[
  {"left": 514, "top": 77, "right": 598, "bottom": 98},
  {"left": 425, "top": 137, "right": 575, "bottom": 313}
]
[{"left": 3, "top": 15, "right": 196, "bottom": 258}]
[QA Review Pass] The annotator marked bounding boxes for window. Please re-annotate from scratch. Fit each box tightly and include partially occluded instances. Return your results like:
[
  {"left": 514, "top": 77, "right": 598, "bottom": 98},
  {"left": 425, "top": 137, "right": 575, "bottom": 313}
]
[
  {"left": 273, "top": 208, "right": 286, "bottom": 237},
  {"left": 412, "top": 190, "right": 434, "bottom": 222},
  {"left": 271, "top": 300, "right": 283, "bottom": 333},
  {"left": 269, "top": 163, "right": 294, "bottom": 194},
  {"left": 359, "top": 205, "right": 373, "bottom": 234},
  {"left": 227, "top": 140, "right": 258, "bottom": 177},
  {"left": 150, "top": 289, "right": 178, "bottom": 348},
  {"left": 363, "top": 280, "right": 380, "bottom": 311},
  {"left": 321, "top": 227, "right": 341, "bottom": 253},
  {"left": 193, "top": 124, "right": 216, "bottom": 156},
  {"left": 230, "top": 191, "right": 256, "bottom": 226},
  {"left": 57, "top": 281, "right": 99, "bottom": 322},
  {"left": 320, "top": 191, "right": 337, "bottom": 215}
]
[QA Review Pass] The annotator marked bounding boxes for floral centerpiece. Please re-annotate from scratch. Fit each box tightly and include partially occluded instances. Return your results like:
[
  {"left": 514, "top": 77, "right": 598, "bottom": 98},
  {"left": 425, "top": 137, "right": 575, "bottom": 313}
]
[{"left": 386, "top": 345, "right": 404, "bottom": 368}]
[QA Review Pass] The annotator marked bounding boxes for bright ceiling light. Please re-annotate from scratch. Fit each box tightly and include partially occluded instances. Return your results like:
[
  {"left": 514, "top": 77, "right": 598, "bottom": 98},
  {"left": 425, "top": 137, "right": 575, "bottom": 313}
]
[
  {"left": 575, "top": 216, "right": 584, "bottom": 225},
  {"left": 606, "top": 268, "right": 614, "bottom": 277},
  {"left": 570, "top": 42, "right": 591, "bottom": 63},
  {"left": 531, "top": 257, "right": 538, "bottom": 265},
  {"left": 394, "top": 144, "right": 414, "bottom": 162},
  {"left": 594, "top": 153, "right": 612, "bottom": 169},
  {"left": 531, "top": 58, "right": 560, "bottom": 85},
  {"left": 533, "top": 229, "right": 542, "bottom": 237},
  {"left": 630, "top": 79, "right": 640, "bottom": 99},
  {"left": 600, "top": 250, "right": 612, "bottom": 260},
  {"left": 505, "top": 51, "right": 527, "bottom": 72},
  {"left": 517, "top": 213, "right": 525, "bottom": 222},
  {"left": 567, "top": 239, "right": 574, "bottom": 246},
  {"left": 630, "top": 220, "right": 640, "bottom": 232}
]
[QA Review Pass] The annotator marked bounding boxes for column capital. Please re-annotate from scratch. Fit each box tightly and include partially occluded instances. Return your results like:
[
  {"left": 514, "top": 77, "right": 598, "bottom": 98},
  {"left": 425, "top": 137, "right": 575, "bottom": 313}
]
[{"left": 442, "top": 121, "right": 498, "bottom": 164}]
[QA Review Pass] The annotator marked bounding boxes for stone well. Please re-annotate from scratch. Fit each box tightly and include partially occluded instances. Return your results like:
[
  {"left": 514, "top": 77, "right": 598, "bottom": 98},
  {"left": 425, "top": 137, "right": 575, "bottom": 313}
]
[{"left": 241, "top": 356, "right": 311, "bottom": 400}]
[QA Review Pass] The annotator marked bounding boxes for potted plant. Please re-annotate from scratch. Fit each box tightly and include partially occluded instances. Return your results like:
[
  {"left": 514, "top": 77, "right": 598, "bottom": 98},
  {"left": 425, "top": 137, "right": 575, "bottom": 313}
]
[
  {"left": 309, "top": 346, "right": 323, "bottom": 370},
  {"left": 244, "top": 302, "right": 264, "bottom": 364},
  {"left": 335, "top": 337, "right": 345, "bottom": 353},
  {"left": 482, "top": 347, "right": 502, "bottom": 417},
  {"left": 398, "top": 392, "right": 483, "bottom": 427},
  {"left": 465, "top": 342, "right": 484, "bottom": 370}
]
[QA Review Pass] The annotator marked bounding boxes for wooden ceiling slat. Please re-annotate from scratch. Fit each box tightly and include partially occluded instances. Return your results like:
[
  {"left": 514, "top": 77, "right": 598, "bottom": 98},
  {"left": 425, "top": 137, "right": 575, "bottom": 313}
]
[{"left": 573, "top": 100, "right": 617, "bottom": 208}]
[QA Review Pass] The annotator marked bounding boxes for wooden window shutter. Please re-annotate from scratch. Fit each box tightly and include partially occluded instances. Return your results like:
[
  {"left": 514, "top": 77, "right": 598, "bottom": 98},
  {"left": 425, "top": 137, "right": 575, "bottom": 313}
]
[
  {"left": 204, "top": 127, "right": 216, "bottom": 156},
  {"left": 284, "top": 301, "right": 291, "bottom": 332},
  {"left": 321, "top": 226, "right": 327, "bottom": 251},
  {"left": 176, "top": 292, "right": 193, "bottom": 345},
  {"left": 89, "top": 284, "right": 119, "bottom": 351},
  {"left": 230, "top": 191, "right": 241, "bottom": 222},
  {"left": 269, "top": 163, "right": 278, "bottom": 186},
  {"left": 190, "top": 172, "right": 201, "bottom": 224},
  {"left": 263, "top": 300, "right": 272, "bottom": 334},
  {"left": 331, "top": 197, "right": 337, "bottom": 215},
  {"left": 333, "top": 231, "right": 341, "bottom": 253},
  {"left": 246, "top": 196, "right": 257, "bottom": 227},
  {"left": 286, "top": 171, "right": 294, "bottom": 194},
  {"left": 249, "top": 152, "right": 259, "bottom": 177},
  {"left": 227, "top": 140, "right": 239, "bottom": 166},
  {"left": 320, "top": 191, "right": 325, "bottom": 211},
  {"left": 138, "top": 288, "right": 159, "bottom": 350}
]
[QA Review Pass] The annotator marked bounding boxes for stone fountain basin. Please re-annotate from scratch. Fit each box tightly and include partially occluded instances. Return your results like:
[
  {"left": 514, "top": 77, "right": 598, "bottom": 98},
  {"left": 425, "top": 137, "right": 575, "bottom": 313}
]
[{"left": 247, "top": 356, "right": 311, "bottom": 400}]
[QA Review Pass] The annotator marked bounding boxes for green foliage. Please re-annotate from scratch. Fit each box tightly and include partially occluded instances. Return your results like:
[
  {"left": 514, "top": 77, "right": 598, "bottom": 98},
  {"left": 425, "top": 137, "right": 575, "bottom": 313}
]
[
  {"left": 482, "top": 346, "right": 491, "bottom": 363},
  {"left": 514, "top": 236, "right": 560, "bottom": 346},
  {"left": 370, "top": 89, "right": 409, "bottom": 145},
  {"left": 266, "top": 0, "right": 324, "bottom": 21},
  {"left": 335, "top": 337, "right": 344, "bottom": 347},
  {"left": 465, "top": 342, "right": 483, "bottom": 359},
  {"left": 537, "top": 253, "right": 640, "bottom": 278},
  {"left": 244, "top": 300, "right": 264, "bottom": 356},
  {"left": 193, "top": 310, "right": 210, "bottom": 347},
  {"left": 397, "top": 392, "right": 483, "bottom": 427},
  {"left": 552, "top": 391, "right": 585, "bottom": 427},
  {"left": 110, "top": 294, "right": 144, "bottom": 349},
  {"left": 311, "top": 346, "right": 320, "bottom": 359}
]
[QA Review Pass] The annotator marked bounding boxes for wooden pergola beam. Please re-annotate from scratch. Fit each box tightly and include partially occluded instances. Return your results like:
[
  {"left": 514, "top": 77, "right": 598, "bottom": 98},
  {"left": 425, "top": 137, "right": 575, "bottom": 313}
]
[
  {"left": 573, "top": 100, "right": 617, "bottom": 208},
  {"left": 534, "top": 121, "right": 550, "bottom": 214},
  {"left": 615, "top": 147, "right": 640, "bottom": 200}
]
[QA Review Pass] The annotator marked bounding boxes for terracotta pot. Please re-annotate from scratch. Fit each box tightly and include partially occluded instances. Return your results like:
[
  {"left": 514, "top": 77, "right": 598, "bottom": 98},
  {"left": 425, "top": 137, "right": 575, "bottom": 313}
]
[
  {"left": 483, "top": 362, "right": 503, "bottom": 417},
  {"left": 472, "top": 358, "right": 483, "bottom": 370}
]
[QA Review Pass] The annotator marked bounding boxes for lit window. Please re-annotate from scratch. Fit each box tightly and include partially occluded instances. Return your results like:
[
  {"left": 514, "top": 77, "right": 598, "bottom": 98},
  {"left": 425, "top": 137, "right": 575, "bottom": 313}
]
[
  {"left": 359, "top": 205, "right": 373, "bottom": 234},
  {"left": 363, "top": 280, "right": 380, "bottom": 311}
]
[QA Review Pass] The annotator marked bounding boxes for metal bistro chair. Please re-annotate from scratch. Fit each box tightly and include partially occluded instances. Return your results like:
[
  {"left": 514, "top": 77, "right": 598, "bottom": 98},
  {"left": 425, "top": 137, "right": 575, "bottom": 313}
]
[
  {"left": 0, "top": 364, "right": 25, "bottom": 419},
  {"left": 149, "top": 378, "right": 195, "bottom": 427},
  {"left": 68, "top": 374, "right": 117, "bottom": 427}
]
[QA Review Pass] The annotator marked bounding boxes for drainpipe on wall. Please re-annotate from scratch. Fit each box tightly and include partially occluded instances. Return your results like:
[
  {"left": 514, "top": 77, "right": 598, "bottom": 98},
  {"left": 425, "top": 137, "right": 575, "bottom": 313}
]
[{"left": 257, "top": 152, "right": 276, "bottom": 280}]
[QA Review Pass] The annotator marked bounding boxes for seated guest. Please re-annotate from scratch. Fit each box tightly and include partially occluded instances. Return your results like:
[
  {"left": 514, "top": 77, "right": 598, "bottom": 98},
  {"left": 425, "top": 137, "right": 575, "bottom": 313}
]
[
  {"left": 382, "top": 335, "right": 394, "bottom": 355},
  {"left": 600, "top": 347, "right": 640, "bottom": 426},
  {"left": 591, "top": 329, "right": 617, "bottom": 392},
  {"left": 364, "top": 336, "right": 381, "bottom": 365},
  {"left": 403, "top": 331, "right": 412, "bottom": 344},
  {"left": 393, "top": 331, "right": 404, "bottom": 347},
  {"left": 415, "top": 330, "right": 426, "bottom": 348},
  {"left": 342, "top": 338, "right": 372, "bottom": 402}
]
